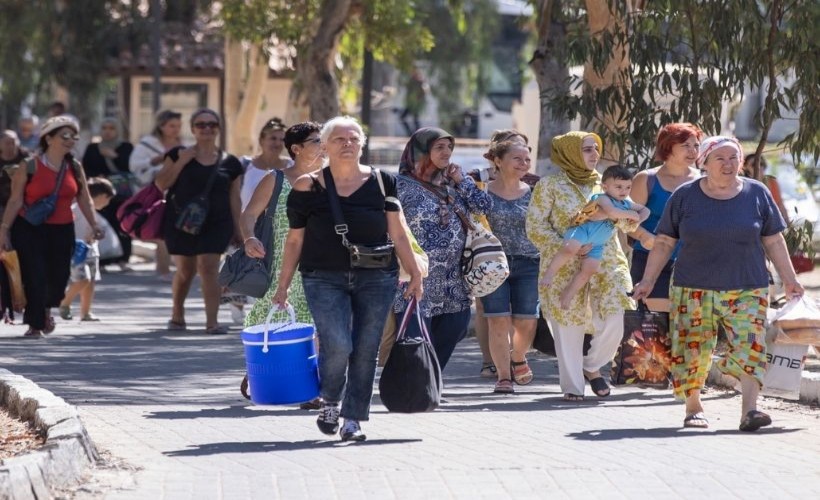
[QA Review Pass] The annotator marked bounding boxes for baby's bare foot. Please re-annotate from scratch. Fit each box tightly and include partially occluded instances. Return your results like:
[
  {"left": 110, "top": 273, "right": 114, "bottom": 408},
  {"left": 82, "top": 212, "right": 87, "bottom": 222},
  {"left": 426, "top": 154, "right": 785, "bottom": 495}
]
[
  {"left": 559, "top": 290, "right": 574, "bottom": 309},
  {"left": 540, "top": 274, "right": 554, "bottom": 288}
]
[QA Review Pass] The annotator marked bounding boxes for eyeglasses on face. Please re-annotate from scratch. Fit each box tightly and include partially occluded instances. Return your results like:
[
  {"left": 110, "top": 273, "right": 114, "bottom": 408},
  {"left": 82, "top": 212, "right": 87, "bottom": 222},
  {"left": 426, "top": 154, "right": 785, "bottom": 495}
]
[
  {"left": 60, "top": 132, "right": 80, "bottom": 141},
  {"left": 193, "top": 121, "right": 220, "bottom": 130}
]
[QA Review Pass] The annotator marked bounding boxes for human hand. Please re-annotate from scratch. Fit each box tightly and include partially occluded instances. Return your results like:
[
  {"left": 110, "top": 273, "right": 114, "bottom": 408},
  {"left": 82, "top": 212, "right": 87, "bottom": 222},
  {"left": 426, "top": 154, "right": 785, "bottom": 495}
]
[
  {"left": 150, "top": 154, "right": 164, "bottom": 166},
  {"left": 631, "top": 281, "right": 654, "bottom": 302},
  {"left": 244, "top": 237, "right": 266, "bottom": 258},
  {"left": 446, "top": 163, "right": 464, "bottom": 184},
  {"left": 0, "top": 231, "right": 11, "bottom": 252},
  {"left": 178, "top": 147, "right": 197, "bottom": 164},
  {"left": 90, "top": 226, "right": 105, "bottom": 241},
  {"left": 639, "top": 233, "right": 655, "bottom": 250},
  {"left": 783, "top": 280, "right": 805, "bottom": 300},
  {"left": 624, "top": 210, "right": 641, "bottom": 222},
  {"left": 100, "top": 147, "right": 117, "bottom": 159},
  {"left": 578, "top": 243, "right": 593, "bottom": 257},
  {"left": 404, "top": 274, "right": 424, "bottom": 302},
  {"left": 271, "top": 287, "right": 289, "bottom": 309}
]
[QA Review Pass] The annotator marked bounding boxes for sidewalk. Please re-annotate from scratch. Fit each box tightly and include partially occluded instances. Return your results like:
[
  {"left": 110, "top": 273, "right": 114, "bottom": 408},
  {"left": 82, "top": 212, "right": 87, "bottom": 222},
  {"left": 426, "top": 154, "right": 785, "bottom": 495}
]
[{"left": 0, "top": 263, "right": 818, "bottom": 499}]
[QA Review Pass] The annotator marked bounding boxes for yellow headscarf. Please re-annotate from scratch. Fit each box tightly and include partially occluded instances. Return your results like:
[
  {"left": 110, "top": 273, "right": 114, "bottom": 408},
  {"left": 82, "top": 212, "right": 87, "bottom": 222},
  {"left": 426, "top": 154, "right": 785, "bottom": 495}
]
[{"left": 551, "top": 131, "right": 602, "bottom": 186}]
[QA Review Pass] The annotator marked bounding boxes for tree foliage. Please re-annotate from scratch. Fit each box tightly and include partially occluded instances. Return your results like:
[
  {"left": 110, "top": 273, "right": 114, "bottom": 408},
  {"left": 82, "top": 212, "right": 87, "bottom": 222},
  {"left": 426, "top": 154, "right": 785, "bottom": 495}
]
[{"left": 542, "top": 0, "right": 819, "bottom": 171}]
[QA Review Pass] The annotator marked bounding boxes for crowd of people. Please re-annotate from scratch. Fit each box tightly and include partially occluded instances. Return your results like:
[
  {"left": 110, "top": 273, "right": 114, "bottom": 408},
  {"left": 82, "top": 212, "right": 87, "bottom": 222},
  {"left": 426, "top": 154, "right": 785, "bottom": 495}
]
[{"left": 0, "top": 107, "right": 805, "bottom": 440}]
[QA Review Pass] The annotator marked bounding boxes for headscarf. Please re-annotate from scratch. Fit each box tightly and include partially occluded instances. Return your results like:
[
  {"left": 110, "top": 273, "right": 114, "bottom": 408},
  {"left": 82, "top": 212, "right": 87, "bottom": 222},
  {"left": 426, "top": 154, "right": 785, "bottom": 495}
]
[
  {"left": 398, "top": 127, "right": 454, "bottom": 175},
  {"left": 697, "top": 135, "right": 743, "bottom": 168},
  {"left": 551, "top": 131, "right": 602, "bottom": 186},
  {"left": 99, "top": 117, "right": 124, "bottom": 173}
]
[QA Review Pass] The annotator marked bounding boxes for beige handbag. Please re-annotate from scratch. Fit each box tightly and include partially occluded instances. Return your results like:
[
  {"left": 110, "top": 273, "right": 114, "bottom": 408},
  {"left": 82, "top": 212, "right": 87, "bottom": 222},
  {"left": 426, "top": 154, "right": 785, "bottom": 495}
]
[{"left": 1, "top": 250, "right": 26, "bottom": 312}]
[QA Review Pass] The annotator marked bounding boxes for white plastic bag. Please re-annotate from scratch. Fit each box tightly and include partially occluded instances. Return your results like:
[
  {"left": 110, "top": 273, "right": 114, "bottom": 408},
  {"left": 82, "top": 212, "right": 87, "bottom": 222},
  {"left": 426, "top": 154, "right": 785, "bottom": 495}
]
[
  {"left": 770, "top": 296, "right": 820, "bottom": 346},
  {"left": 762, "top": 342, "right": 808, "bottom": 400}
]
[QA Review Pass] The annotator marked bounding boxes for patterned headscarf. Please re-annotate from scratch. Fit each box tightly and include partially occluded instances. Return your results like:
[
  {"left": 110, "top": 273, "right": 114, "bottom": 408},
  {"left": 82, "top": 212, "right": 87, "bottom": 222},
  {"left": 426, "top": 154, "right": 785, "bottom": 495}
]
[
  {"left": 398, "top": 127, "right": 454, "bottom": 175},
  {"left": 697, "top": 135, "right": 743, "bottom": 168},
  {"left": 551, "top": 131, "right": 602, "bottom": 186}
]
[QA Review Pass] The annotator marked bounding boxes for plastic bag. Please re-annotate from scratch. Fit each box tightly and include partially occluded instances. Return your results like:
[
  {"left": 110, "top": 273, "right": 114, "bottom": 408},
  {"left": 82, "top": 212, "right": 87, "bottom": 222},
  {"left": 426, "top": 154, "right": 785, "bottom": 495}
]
[{"left": 770, "top": 296, "right": 820, "bottom": 346}]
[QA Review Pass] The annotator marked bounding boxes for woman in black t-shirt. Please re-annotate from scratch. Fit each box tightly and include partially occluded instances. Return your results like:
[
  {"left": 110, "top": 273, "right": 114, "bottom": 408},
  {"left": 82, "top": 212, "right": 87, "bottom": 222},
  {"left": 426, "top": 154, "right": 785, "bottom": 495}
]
[
  {"left": 155, "top": 109, "right": 243, "bottom": 335},
  {"left": 272, "top": 116, "right": 422, "bottom": 443}
]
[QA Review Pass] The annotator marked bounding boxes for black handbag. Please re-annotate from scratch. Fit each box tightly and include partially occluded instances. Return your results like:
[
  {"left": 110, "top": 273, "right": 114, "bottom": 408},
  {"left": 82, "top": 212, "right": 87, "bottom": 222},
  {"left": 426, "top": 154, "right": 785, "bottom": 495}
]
[
  {"left": 323, "top": 168, "right": 394, "bottom": 268},
  {"left": 174, "top": 152, "right": 222, "bottom": 235},
  {"left": 218, "top": 170, "right": 284, "bottom": 297},
  {"left": 378, "top": 298, "right": 442, "bottom": 413},
  {"left": 611, "top": 300, "right": 672, "bottom": 388}
]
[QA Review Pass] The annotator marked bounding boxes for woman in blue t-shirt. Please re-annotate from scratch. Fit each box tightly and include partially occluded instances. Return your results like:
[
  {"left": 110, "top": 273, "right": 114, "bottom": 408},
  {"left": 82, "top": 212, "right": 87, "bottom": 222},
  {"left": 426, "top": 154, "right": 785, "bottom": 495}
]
[
  {"left": 633, "top": 136, "right": 804, "bottom": 433},
  {"left": 628, "top": 123, "right": 703, "bottom": 313}
]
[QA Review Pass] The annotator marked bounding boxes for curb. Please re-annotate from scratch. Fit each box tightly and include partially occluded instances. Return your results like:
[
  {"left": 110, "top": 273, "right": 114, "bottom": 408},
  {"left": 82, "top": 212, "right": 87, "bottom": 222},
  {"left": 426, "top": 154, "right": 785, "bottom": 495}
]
[
  {"left": 707, "top": 365, "right": 820, "bottom": 405},
  {"left": 0, "top": 369, "right": 98, "bottom": 500}
]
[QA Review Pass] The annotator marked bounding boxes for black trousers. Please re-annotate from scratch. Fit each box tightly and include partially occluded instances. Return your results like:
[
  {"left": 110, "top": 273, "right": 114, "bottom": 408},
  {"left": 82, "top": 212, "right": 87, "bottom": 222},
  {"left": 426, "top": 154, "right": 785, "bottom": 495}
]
[{"left": 10, "top": 217, "right": 74, "bottom": 329}]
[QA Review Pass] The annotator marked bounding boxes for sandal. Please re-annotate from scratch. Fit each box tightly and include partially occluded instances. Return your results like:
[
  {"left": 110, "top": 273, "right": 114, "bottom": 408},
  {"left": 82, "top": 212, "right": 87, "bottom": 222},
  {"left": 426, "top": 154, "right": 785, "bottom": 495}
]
[
  {"left": 80, "top": 314, "right": 101, "bottom": 322},
  {"left": 43, "top": 316, "right": 56, "bottom": 335},
  {"left": 511, "top": 359, "right": 533, "bottom": 385},
  {"left": 166, "top": 319, "right": 187, "bottom": 331},
  {"left": 493, "top": 379, "right": 515, "bottom": 394},
  {"left": 563, "top": 393, "right": 584, "bottom": 402},
  {"left": 23, "top": 329, "right": 44, "bottom": 338},
  {"left": 479, "top": 363, "right": 497, "bottom": 379},
  {"left": 205, "top": 325, "right": 229, "bottom": 335},
  {"left": 585, "top": 376, "right": 611, "bottom": 397},
  {"left": 739, "top": 410, "right": 771, "bottom": 432},
  {"left": 683, "top": 412, "right": 709, "bottom": 428}
]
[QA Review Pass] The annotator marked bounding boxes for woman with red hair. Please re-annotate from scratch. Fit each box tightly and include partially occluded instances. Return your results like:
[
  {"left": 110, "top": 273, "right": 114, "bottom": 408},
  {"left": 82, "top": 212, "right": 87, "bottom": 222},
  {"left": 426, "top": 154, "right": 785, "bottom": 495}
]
[{"left": 628, "top": 123, "right": 703, "bottom": 312}]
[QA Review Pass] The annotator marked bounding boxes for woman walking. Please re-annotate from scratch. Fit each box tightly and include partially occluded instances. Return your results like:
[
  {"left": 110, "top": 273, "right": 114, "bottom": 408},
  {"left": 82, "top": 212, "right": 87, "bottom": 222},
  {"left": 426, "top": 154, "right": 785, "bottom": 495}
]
[
  {"left": 272, "top": 116, "right": 422, "bottom": 442},
  {"left": 155, "top": 109, "right": 243, "bottom": 334},
  {"left": 633, "top": 136, "right": 803, "bottom": 431},
  {"left": 526, "top": 131, "right": 634, "bottom": 401}
]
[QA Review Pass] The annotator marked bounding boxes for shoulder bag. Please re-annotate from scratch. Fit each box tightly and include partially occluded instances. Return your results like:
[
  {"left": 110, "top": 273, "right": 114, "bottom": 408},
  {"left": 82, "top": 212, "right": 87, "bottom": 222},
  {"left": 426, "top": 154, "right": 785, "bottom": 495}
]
[
  {"left": 22, "top": 157, "right": 69, "bottom": 225},
  {"left": 174, "top": 152, "right": 223, "bottom": 235},
  {"left": 218, "top": 169, "right": 284, "bottom": 297},
  {"left": 324, "top": 168, "right": 394, "bottom": 269}
]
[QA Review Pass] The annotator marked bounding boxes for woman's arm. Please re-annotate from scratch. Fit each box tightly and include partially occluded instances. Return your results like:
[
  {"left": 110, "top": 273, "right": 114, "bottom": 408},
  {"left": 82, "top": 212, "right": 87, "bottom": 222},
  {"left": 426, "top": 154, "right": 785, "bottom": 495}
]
[
  {"left": 452, "top": 168, "right": 492, "bottom": 216},
  {"left": 763, "top": 232, "right": 804, "bottom": 298},
  {"left": 240, "top": 173, "right": 276, "bottom": 257},
  {"left": 153, "top": 147, "right": 195, "bottom": 191},
  {"left": 229, "top": 175, "right": 242, "bottom": 246},
  {"left": 0, "top": 164, "right": 27, "bottom": 250},
  {"left": 632, "top": 234, "right": 678, "bottom": 300},
  {"left": 271, "top": 228, "right": 305, "bottom": 308},
  {"left": 387, "top": 210, "right": 423, "bottom": 301},
  {"left": 627, "top": 171, "right": 655, "bottom": 248}
]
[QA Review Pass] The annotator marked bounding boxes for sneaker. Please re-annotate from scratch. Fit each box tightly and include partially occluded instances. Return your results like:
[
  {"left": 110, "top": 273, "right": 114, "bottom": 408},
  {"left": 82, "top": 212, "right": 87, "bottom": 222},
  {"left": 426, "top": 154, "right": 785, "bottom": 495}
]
[
  {"left": 59, "top": 305, "right": 72, "bottom": 320},
  {"left": 316, "top": 404, "right": 340, "bottom": 435},
  {"left": 340, "top": 419, "right": 366, "bottom": 442},
  {"left": 229, "top": 303, "right": 245, "bottom": 325}
]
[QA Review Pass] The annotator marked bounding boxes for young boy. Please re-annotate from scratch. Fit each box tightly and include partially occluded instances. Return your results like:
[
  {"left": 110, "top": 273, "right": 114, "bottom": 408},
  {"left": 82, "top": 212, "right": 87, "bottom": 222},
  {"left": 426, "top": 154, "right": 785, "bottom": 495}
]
[
  {"left": 59, "top": 177, "right": 116, "bottom": 321},
  {"left": 541, "top": 165, "right": 649, "bottom": 309}
]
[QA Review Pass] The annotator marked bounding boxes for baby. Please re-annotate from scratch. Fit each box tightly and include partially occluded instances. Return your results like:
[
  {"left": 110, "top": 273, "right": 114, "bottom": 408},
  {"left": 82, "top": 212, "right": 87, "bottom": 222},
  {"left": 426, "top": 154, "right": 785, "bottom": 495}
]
[{"left": 542, "top": 165, "right": 649, "bottom": 309}]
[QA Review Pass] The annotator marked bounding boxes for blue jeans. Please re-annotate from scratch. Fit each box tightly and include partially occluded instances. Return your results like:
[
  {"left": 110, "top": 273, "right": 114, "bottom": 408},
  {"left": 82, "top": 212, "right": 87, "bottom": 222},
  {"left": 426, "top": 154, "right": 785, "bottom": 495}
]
[
  {"left": 301, "top": 268, "right": 398, "bottom": 421},
  {"left": 395, "top": 307, "right": 471, "bottom": 370}
]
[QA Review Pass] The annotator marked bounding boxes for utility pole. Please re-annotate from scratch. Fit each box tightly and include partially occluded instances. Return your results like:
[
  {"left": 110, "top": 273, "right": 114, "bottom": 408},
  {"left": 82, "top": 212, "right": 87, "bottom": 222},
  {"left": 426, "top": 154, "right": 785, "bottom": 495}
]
[
  {"left": 360, "top": 49, "right": 374, "bottom": 164},
  {"left": 150, "top": 0, "right": 162, "bottom": 112}
]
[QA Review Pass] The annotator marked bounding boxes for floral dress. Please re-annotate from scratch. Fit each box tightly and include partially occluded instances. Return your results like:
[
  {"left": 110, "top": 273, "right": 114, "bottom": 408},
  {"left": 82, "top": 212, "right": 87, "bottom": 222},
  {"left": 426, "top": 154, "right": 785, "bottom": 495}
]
[
  {"left": 526, "top": 170, "right": 634, "bottom": 330},
  {"left": 244, "top": 176, "right": 311, "bottom": 327}
]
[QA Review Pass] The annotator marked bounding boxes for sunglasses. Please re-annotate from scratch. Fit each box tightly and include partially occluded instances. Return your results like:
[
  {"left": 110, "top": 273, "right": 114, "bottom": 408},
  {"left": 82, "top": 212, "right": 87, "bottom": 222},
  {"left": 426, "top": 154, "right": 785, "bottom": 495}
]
[
  {"left": 193, "top": 121, "right": 220, "bottom": 130},
  {"left": 60, "top": 132, "right": 80, "bottom": 141},
  {"left": 302, "top": 137, "right": 321, "bottom": 145}
]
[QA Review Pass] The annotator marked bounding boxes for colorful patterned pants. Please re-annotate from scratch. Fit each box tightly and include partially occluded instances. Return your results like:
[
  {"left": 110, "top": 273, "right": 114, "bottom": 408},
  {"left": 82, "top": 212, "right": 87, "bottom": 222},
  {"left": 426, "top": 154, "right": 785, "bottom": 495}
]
[{"left": 669, "top": 286, "right": 768, "bottom": 400}]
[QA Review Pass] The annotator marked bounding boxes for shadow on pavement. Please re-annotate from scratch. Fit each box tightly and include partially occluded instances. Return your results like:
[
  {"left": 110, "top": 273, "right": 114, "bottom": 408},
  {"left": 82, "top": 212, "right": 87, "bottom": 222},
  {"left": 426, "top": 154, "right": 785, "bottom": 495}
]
[
  {"left": 567, "top": 426, "right": 803, "bottom": 440},
  {"left": 145, "top": 405, "right": 306, "bottom": 420},
  {"left": 164, "top": 438, "right": 423, "bottom": 456}
]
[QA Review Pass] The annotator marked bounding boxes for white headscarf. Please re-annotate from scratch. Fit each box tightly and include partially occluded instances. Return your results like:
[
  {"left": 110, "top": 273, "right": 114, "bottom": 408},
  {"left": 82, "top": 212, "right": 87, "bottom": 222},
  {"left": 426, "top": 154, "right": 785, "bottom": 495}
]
[{"left": 697, "top": 136, "right": 743, "bottom": 168}]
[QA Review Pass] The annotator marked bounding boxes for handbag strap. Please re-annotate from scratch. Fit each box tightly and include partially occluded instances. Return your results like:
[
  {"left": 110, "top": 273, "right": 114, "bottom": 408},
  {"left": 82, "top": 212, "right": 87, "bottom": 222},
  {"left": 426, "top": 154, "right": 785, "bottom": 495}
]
[
  {"left": 264, "top": 169, "right": 285, "bottom": 219},
  {"left": 396, "top": 297, "right": 432, "bottom": 343},
  {"left": 198, "top": 150, "right": 223, "bottom": 198},
  {"left": 323, "top": 167, "right": 353, "bottom": 248},
  {"left": 410, "top": 176, "right": 473, "bottom": 232}
]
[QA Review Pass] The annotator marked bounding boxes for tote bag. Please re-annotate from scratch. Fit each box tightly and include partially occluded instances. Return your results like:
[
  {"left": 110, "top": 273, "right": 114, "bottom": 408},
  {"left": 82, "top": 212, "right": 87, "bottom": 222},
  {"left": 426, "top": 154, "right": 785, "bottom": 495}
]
[
  {"left": 611, "top": 300, "right": 672, "bottom": 388},
  {"left": 378, "top": 298, "right": 442, "bottom": 413}
]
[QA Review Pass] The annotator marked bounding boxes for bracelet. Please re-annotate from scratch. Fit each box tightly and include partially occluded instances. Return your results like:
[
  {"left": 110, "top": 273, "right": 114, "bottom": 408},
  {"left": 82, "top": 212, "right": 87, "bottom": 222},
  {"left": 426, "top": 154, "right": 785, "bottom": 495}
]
[{"left": 244, "top": 236, "right": 259, "bottom": 245}]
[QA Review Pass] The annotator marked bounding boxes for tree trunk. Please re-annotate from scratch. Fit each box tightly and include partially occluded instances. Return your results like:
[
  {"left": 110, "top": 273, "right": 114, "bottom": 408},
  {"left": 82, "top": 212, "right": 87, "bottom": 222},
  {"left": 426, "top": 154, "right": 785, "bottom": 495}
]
[
  {"left": 287, "top": 0, "right": 355, "bottom": 122},
  {"left": 583, "top": 0, "right": 632, "bottom": 165},
  {"left": 530, "top": 0, "right": 570, "bottom": 176},
  {"left": 224, "top": 40, "right": 268, "bottom": 156}
]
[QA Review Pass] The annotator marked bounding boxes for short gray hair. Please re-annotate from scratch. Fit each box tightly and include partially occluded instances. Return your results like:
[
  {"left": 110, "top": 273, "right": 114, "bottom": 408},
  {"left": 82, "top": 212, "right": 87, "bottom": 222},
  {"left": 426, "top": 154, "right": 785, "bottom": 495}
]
[{"left": 320, "top": 116, "right": 367, "bottom": 149}]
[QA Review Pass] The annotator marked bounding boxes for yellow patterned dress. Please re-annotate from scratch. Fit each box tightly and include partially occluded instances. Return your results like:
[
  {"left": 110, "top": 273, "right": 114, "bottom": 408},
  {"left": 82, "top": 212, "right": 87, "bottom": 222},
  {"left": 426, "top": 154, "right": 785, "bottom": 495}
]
[{"left": 526, "top": 170, "right": 634, "bottom": 331}]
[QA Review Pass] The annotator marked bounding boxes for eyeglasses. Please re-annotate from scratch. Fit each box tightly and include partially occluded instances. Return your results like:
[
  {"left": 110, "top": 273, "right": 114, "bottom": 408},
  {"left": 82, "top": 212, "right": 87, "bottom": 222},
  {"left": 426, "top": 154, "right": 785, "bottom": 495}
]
[
  {"left": 60, "top": 132, "right": 80, "bottom": 141},
  {"left": 302, "top": 137, "right": 321, "bottom": 145},
  {"left": 193, "top": 122, "right": 220, "bottom": 130}
]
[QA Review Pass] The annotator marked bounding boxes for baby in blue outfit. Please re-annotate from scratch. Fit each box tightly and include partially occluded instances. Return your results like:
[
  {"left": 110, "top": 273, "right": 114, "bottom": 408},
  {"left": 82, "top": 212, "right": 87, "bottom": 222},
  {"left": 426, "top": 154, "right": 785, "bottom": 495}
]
[{"left": 542, "top": 165, "right": 649, "bottom": 309}]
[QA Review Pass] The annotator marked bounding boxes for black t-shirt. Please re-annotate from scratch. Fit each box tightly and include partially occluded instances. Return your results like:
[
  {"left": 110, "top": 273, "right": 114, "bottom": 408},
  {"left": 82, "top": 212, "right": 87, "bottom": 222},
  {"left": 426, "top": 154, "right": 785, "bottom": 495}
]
[
  {"left": 287, "top": 168, "right": 400, "bottom": 271},
  {"left": 0, "top": 151, "right": 26, "bottom": 208}
]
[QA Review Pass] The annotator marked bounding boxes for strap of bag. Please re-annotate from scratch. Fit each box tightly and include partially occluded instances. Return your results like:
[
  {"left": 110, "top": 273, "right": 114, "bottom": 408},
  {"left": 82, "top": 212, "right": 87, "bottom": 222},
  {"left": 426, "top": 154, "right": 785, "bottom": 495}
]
[
  {"left": 198, "top": 151, "right": 223, "bottom": 198},
  {"left": 322, "top": 167, "right": 353, "bottom": 248},
  {"left": 139, "top": 139, "right": 164, "bottom": 155},
  {"left": 264, "top": 169, "right": 285, "bottom": 219},
  {"left": 28, "top": 156, "right": 69, "bottom": 197},
  {"left": 410, "top": 176, "right": 474, "bottom": 232},
  {"left": 396, "top": 297, "right": 432, "bottom": 343}
]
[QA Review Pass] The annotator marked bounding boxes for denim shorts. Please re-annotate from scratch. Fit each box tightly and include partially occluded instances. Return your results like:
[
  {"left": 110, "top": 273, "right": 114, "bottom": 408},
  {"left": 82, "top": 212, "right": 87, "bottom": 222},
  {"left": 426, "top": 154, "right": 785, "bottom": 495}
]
[{"left": 480, "top": 255, "right": 540, "bottom": 318}]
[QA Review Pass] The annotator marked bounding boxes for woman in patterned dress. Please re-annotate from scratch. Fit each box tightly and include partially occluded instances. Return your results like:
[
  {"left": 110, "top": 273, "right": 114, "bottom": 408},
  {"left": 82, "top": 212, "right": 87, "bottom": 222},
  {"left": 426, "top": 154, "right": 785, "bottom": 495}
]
[
  {"left": 526, "top": 131, "right": 634, "bottom": 401},
  {"left": 393, "top": 127, "right": 492, "bottom": 371},
  {"left": 241, "top": 122, "right": 324, "bottom": 327}
]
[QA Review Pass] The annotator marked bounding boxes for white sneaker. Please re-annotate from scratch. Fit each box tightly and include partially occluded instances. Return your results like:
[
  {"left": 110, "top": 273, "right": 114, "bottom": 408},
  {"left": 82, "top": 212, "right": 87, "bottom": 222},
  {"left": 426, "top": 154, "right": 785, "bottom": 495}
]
[
  {"left": 229, "top": 303, "right": 245, "bottom": 324},
  {"left": 340, "top": 419, "right": 366, "bottom": 442}
]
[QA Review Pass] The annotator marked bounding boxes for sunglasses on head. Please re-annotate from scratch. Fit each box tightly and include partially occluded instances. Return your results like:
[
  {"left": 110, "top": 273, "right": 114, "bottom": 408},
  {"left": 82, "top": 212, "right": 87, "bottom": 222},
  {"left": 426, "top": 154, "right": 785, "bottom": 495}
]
[
  {"left": 60, "top": 132, "right": 80, "bottom": 141},
  {"left": 193, "top": 121, "right": 219, "bottom": 130}
]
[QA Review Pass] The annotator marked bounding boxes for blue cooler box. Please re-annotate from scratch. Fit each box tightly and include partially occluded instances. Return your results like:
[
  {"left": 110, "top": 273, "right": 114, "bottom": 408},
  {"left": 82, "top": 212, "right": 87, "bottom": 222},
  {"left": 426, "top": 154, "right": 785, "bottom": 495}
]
[{"left": 241, "top": 307, "right": 319, "bottom": 405}]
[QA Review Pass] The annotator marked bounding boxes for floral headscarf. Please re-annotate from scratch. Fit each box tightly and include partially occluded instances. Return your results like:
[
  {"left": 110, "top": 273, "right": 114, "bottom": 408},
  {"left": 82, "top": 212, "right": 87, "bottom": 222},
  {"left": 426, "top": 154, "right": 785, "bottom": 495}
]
[
  {"left": 551, "top": 131, "right": 602, "bottom": 186},
  {"left": 398, "top": 127, "right": 454, "bottom": 175},
  {"left": 697, "top": 135, "right": 743, "bottom": 168}
]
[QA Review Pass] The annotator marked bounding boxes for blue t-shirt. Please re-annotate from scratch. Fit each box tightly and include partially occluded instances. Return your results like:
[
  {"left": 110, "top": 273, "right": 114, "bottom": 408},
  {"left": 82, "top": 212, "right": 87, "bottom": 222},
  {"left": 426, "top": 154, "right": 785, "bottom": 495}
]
[
  {"left": 486, "top": 190, "right": 539, "bottom": 258},
  {"left": 656, "top": 178, "right": 785, "bottom": 290}
]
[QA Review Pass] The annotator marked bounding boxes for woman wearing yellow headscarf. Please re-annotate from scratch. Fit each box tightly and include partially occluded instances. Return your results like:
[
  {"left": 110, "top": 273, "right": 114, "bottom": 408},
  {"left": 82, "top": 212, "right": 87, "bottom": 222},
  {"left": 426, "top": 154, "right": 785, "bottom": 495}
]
[{"left": 526, "top": 132, "right": 634, "bottom": 401}]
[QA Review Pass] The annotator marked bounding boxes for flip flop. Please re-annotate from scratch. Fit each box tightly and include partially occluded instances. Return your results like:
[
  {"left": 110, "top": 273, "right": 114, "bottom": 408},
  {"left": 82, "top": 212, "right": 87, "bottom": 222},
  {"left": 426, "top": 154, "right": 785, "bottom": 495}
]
[
  {"left": 586, "top": 376, "right": 611, "bottom": 397},
  {"left": 683, "top": 412, "right": 709, "bottom": 428},
  {"left": 739, "top": 410, "right": 772, "bottom": 432},
  {"left": 166, "top": 319, "right": 187, "bottom": 331},
  {"left": 205, "top": 325, "right": 229, "bottom": 335}
]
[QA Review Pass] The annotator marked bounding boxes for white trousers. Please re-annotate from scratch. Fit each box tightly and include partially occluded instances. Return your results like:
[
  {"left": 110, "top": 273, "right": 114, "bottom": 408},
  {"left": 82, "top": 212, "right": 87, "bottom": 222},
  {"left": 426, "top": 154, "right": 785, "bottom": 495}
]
[{"left": 548, "top": 312, "right": 624, "bottom": 396}]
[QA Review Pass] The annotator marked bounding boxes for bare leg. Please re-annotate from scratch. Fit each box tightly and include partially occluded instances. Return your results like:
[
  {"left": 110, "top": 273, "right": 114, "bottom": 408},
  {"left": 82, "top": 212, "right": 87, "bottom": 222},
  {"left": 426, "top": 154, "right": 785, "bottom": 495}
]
[
  {"left": 171, "top": 255, "right": 196, "bottom": 324},
  {"left": 60, "top": 281, "right": 87, "bottom": 308},
  {"left": 510, "top": 317, "right": 537, "bottom": 364},
  {"left": 79, "top": 281, "right": 95, "bottom": 318},
  {"left": 154, "top": 240, "right": 171, "bottom": 276},
  {"left": 487, "top": 316, "right": 513, "bottom": 381},
  {"left": 559, "top": 257, "right": 600, "bottom": 309},
  {"left": 540, "top": 239, "right": 581, "bottom": 287},
  {"left": 197, "top": 253, "right": 222, "bottom": 329},
  {"left": 739, "top": 372, "right": 760, "bottom": 415}
]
